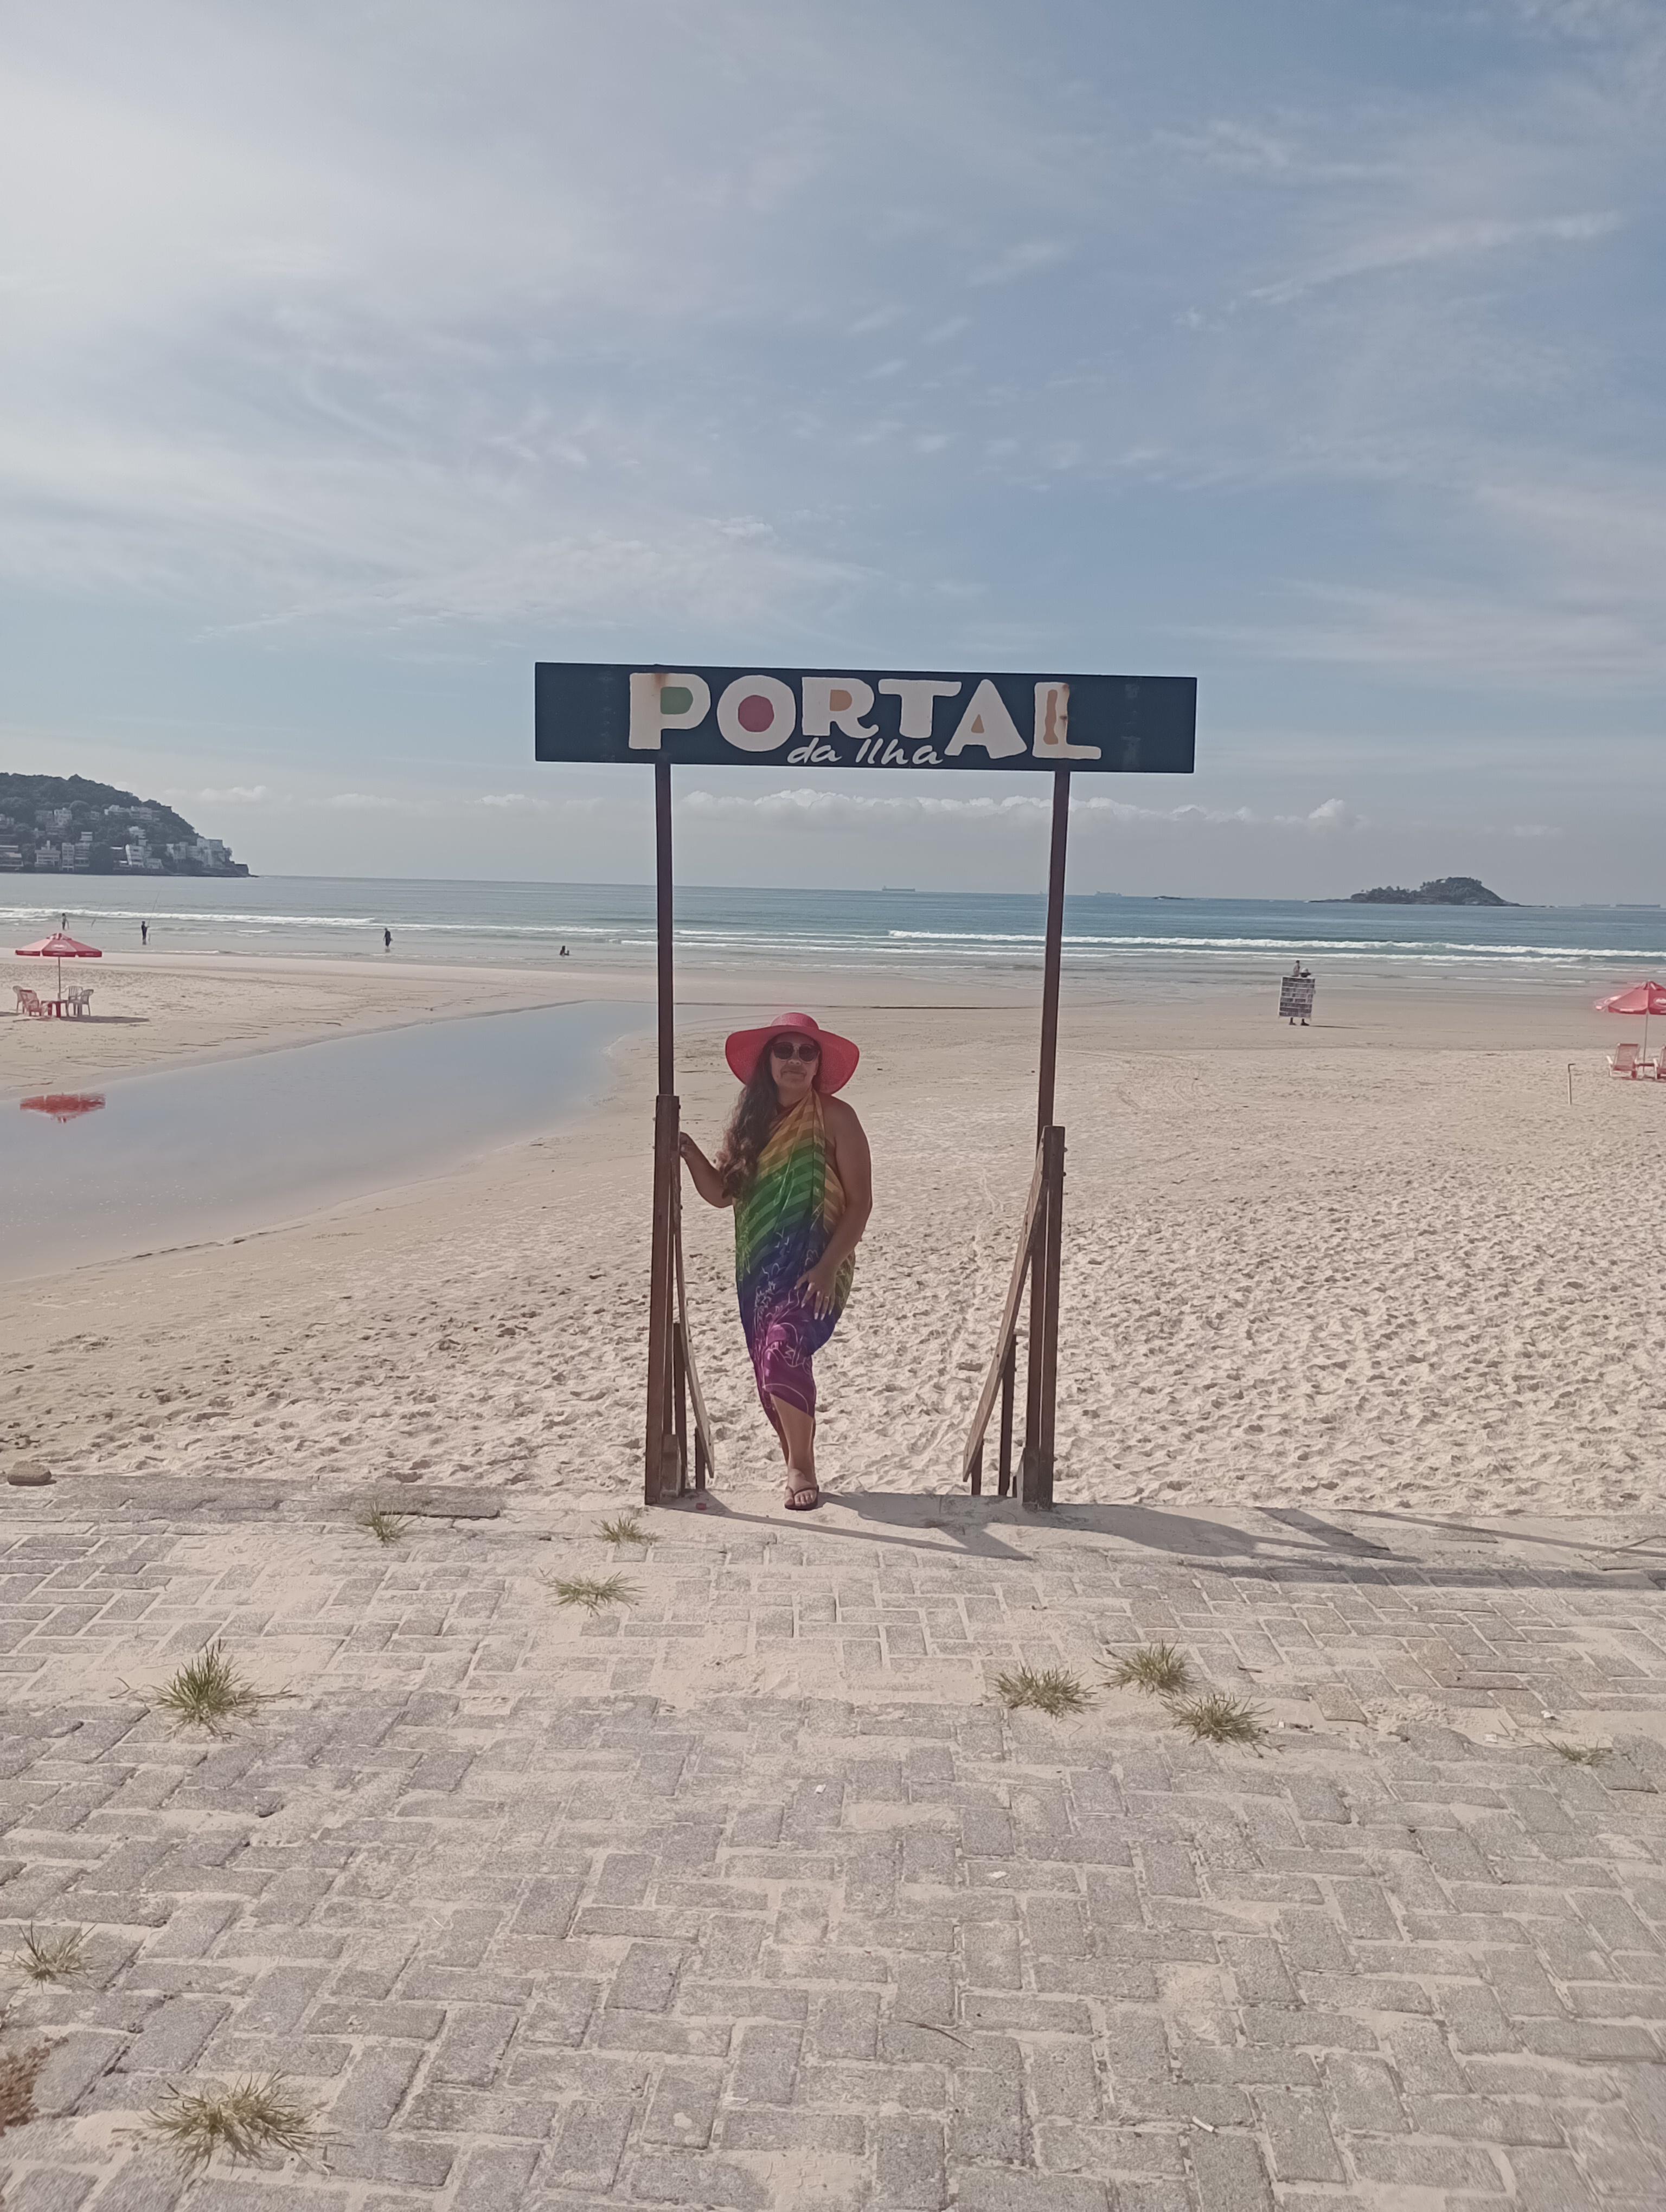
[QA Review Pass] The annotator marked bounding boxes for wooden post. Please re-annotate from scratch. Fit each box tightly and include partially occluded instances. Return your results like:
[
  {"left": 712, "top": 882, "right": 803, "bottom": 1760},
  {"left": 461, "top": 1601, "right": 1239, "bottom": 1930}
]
[
  {"left": 1034, "top": 1125, "right": 1065, "bottom": 1508},
  {"left": 670, "top": 1155, "right": 688, "bottom": 1495},
  {"left": 1021, "top": 769, "right": 1071, "bottom": 1510},
  {"left": 1020, "top": 1165, "right": 1048, "bottom": 1509},
  {"left": 1036, "top": 769, "right": 1071, "bottom": 1141},
  {"left": 644, "top": 761, "right": 678, "bottom": 1505},
  {"left": 655, "top": 761, "right": 675, "bottom": 1096},
  {"left": 952, "top": 771, "right": 1082, "bottom": 1509},
  {"left": 959, "top": 1142, "right": 1047, "bottom": 1488},
  {"left": 959, "top": 930, "right": 1072, "bottom": 1513},
  {"left": 672, "top": 1186, "right": 715, "bottom": 1495},
  {"left": 997, "top": 1336, "right": 1016, "bottom": 1497},
  {"left": 673, "top": 1316, "right": 690, "bottom": 1492},
  {"left": 644, "top": 1095, "right": 678, "bottom": 1503}
]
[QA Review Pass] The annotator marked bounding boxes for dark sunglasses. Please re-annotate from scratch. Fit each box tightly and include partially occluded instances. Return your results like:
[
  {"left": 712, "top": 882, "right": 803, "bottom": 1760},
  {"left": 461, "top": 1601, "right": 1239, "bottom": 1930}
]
[{"left": 770, "top": 1039, "right": 821, "bottom": 1063}]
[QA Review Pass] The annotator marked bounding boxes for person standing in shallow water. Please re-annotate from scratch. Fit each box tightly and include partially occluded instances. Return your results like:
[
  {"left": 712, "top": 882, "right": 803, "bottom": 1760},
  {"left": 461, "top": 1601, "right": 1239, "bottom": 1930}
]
[{"left": 679, "top": 1012, "right": 871, "bottom": 1512}]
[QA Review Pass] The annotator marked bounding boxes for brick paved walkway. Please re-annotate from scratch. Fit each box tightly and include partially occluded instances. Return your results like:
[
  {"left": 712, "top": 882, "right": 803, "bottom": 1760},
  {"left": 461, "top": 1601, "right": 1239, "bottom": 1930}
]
[{"left": 4, "top": 1479, "right": 1666, "bottom": 2208}]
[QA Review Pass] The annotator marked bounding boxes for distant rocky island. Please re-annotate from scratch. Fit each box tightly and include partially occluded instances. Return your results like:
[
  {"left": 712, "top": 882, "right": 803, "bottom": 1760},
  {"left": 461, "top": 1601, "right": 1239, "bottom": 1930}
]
[
  {"left": 1338, "top": 877, "right": 1511, "bottom": 908},
  {"left": 0, "top": 771, "right": 248, "bottom": 877}
]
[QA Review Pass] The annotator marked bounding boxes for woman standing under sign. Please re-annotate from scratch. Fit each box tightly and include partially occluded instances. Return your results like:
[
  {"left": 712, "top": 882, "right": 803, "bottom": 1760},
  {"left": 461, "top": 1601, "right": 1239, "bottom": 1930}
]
[{"left": 678, "top": 1013, "right": 871, "bottom": 1512}]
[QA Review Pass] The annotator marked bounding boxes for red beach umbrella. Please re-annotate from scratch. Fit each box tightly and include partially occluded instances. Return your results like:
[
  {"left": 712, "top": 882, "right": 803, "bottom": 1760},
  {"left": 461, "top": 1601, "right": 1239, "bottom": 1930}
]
[
  {"left": 14, "top": 917, "right": 102, "bottom": 1001},
  {"left": 1597, "top": 980, "right": 1666, "bottom": 1065},
  {"left": 20, "top": 1094, "right": 105, "bottom": 1123}
]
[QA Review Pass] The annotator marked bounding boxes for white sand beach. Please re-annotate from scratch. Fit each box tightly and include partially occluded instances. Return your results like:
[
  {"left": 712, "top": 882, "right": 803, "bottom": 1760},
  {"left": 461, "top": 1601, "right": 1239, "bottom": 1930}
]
[
  {"left": 3, "top": 956, "right": 1661, "bottom": 1521},
  {"left": 0, "top": 952, "right": 596, "bottom": 1094}
]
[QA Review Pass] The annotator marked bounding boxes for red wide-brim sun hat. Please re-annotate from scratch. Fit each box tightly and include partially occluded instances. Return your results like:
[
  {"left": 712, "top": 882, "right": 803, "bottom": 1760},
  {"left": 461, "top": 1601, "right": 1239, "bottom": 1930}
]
[{"left": 724, "top": 1011, "right": 860, "bottom": 1094}]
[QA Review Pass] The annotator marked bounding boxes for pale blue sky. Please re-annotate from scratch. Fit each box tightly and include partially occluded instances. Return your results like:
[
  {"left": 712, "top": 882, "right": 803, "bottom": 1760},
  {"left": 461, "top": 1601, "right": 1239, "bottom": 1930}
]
[{"left": 3, "top": 0, "right": 1662, "bottom": 896}]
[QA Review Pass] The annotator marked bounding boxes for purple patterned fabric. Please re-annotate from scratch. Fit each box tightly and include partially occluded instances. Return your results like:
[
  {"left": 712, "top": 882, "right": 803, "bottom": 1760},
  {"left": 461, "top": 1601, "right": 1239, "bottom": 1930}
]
[{"left": 734, "top": 1091, "right": 853, "bottom": 1431}]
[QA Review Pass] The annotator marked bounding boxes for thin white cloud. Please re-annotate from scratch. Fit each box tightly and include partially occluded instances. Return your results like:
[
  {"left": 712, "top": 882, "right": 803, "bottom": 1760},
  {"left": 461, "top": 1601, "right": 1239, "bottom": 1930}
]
[
  {"left": 189, "top": 783, "right": 268, "bottom": 803},
  {"left": 1183, "top": 441, "right": 1666, "bottom": 687},
  {"left": 677, "top": 787, "right": 1359, "bottom": 833},
  {"left": 323, "top": 787, "right": 602, "bottom": 816},
  {"left": 1507, "top": 1, "right": 1661, "bottom": 40},
  {"left": 1159, "top": 119, "right": 1392, "bottom": 183},
  {"left": 1250, "top": 211, "right": 1620, "bottom": 306},
  {"left": 1195, "top": 575, "right": 1666, "bottom": 686},
  {"left": 474, "top": 791, "right": 600, "bottom": 814},
  {"left": 969, "top": 240, "right": 1071, "bottom": 287}
]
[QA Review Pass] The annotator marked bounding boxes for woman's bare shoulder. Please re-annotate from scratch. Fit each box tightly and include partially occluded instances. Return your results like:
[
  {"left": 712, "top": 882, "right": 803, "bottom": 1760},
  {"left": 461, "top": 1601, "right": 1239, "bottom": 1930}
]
[{"left": 823, "top": 1094, "right": 867, "bottom": 1139}]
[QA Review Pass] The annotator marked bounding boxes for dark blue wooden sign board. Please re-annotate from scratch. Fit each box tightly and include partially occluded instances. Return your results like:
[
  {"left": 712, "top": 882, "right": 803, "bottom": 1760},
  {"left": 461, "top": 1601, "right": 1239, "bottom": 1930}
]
[{"left": 536, "top": 662, "right": 1195, "bottom": 774}]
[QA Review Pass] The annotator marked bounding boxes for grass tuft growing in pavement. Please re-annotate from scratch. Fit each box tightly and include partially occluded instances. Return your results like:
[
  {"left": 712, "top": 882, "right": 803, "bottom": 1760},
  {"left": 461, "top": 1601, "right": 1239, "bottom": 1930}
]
[
  {"left": 994, "top": 1665, "right": 1093, "bottom": 1718},
  {"left": 1169, "top": 1691, "right": 1266, "bottom": 1747},
  {"left": 1551, "top": 1740, "right": 1611, "bottom": 1766},
  {"left": 1108, "top": 1641, "right": 1193, "bottom": 1696},
  {"left": 356, "top": 1506, "right": 410, "bottom": 1546},
  {"left": 0, "top": 2043, "right": 47, "bottom": 2136},
  {"left": 12, "top": 1925, "right": 87, "bottom": 1984},
  {"left": 152, "top": 1641, "right": 266, "bottom": 1734},
  {"left": 598, "top": 1513, "right": 658, "bottom": 1549},
  {"left": 551, "top": 1573, "right": 637, "bottom": 1614},
  {"left": 145, "top": 2073, "right": 321, "bottom": 2173}
]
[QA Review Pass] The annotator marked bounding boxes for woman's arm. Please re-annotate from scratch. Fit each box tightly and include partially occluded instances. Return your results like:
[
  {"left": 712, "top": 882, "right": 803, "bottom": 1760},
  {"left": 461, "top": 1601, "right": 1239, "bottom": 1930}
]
[
  {"left": 678, "top": 1133, "right": 732, "bottom": 1209},
  {"left": 797, "top": 1098, "right": 872, "bottom": 1314}
]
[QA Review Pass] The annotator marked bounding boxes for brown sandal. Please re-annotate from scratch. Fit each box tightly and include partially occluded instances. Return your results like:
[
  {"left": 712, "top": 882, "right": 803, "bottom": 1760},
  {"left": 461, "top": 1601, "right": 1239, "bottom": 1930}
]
[{"left": 785, "top": 1483, "right": 821, "bottom": 1512}]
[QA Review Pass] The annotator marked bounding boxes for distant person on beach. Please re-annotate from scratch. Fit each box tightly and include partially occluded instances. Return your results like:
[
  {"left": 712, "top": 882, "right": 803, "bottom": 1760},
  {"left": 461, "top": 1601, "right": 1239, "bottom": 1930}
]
[
  {"left": 560, "top": 943, "right": 568, "bottom": 957},
  {"left": 679, "top": 1012, "right": 871, "bottom": 1513},
  {"left": 140, "top": 920, "right": 148, "bottom": 947},
  {"left": 383, "top": 928, "right": 392, "bottom": 950}
]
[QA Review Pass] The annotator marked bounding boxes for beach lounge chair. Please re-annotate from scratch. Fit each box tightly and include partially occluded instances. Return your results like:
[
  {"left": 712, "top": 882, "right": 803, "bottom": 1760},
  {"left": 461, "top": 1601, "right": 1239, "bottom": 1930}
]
[
  {"left": 1608, "top": 1043, "right": 1641, "bottom": 1077},
  {"left": 13, "top": 986, "right": 45, "bottom": 1018}
]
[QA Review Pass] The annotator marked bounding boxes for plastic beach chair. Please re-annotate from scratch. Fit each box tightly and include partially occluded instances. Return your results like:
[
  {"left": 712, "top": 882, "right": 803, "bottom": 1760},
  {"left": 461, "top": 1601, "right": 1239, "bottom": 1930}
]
[
  {"left": 14, "top": 986, "right": 45, "bottom": 1018},
  {"left": 1609, "top": 1043, "right": 1641, "bottom": 1077}
]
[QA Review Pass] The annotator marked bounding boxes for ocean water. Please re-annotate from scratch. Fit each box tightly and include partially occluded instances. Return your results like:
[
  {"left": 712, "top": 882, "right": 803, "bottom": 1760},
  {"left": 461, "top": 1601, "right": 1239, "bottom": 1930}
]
[
  {"left": 2, "top": 999, "right": 645, "bottom": 1283},
  {"left": 6, "top": 876, "right": 1665, "bottom": 992}
]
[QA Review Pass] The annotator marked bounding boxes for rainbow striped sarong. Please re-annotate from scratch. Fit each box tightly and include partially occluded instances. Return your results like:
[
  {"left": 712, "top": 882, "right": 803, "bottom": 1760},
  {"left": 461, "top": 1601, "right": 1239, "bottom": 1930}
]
[{"left": 734, "top": 1090, "right": 853, "bottom": 1425}]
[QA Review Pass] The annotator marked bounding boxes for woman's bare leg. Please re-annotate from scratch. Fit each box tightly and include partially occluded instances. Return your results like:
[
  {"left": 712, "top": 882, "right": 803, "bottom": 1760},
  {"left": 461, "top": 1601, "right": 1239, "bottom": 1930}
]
[{"left": 770, "top": 1397, "right": 817, "bottom": 1504}]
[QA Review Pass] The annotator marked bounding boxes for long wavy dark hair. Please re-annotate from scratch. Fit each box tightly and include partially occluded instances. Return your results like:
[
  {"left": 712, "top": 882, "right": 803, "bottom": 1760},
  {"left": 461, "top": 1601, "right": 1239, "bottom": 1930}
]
[{"left": 715, "top": 1039, "right": 821, "bottom": 1201}]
